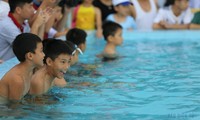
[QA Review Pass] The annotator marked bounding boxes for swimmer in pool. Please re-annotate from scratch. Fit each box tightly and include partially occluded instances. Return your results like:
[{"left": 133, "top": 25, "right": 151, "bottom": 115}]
[
  {"left": 0, "top": 33, "right": 44, "bottom": 104},
  {"left": 29, "top": 39, "right": 76, "bottom": 96},
  {"left": 98, "top": 21, "right": 123, "bottom": 61}
]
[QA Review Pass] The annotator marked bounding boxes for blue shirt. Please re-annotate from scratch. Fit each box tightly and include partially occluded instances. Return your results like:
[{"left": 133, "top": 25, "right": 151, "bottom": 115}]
[{"left": 106, "top": 14, "right": 137, "bottom": 30}]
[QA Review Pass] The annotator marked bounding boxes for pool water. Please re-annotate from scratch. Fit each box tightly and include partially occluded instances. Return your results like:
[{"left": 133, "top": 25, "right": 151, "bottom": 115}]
[{"left": 1, "top": 31, "right": 200, "bottom": 120}]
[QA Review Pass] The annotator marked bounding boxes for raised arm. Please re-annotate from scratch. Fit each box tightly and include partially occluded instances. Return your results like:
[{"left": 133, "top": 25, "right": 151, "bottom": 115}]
[
  {"left": 54, "top": 6, "right": 71, "bottom": 32},
  {"left": 129, "top": 4, "right": 136, "bottom": 19},
  {"left": 95, "top": 7, "right": 103, "bottom": 38},
  {"left": 31, "top": 8, "right": 53, "bottom": 39}
]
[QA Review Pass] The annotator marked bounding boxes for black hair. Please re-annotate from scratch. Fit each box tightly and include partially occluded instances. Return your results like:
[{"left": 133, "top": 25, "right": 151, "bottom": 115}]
[
  {"left": 9, "top": 0, "right": 33, "bottom": 13},
  {"left": 66, "top": 28, "right": 87, "bottom": 46},
  {"left": 164, "top": 0, "right": 175, "bottom": 7},
  {"left": 58, "top": 1, "right": 65, "bottom": 14},
  {"left": 42, "top": 39, "right": 76, "bottom": 64},
  {"left": 102, "top": 21, "right": 122, "bottom": 41},
  {"left": 12, "top": 33, "right": 42, "bottom": 62},
  {"left": 60, "top": 0, "right": 82, "bottom": 8}
]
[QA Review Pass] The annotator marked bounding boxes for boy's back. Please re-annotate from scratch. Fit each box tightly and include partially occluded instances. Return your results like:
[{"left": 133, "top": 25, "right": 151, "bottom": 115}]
[
  {"left": 0, "top": 33, "right": 44, "bottom": 104},
  {"left": 0, "top": 64, "right": 33, "bottom": 103}
]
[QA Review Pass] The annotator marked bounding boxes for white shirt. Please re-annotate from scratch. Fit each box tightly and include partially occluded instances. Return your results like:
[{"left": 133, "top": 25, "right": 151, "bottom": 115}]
[
  {"left": 0, "top": 16, "right": 30, "bottom": 61},
  {"left": 48, "top": 28, "right": 58, "bottom": 38},
  {"left": 131, "top": 0, "right": 157, "bottom": 30},
  {"left": 190, "top": 0, "right": 200, "bottom": 8},
  {"left": 0, "top": 1, "right": 9, "bottom": 20},
  {"left": 154, "top": 6, "right": 194, "bottom": 24}
]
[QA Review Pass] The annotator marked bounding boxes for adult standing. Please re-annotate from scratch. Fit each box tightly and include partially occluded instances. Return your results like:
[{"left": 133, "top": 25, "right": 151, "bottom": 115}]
[
  {"left": 0, "top": 0, "right": 9, "bottom": 20},
  {"left": 93, "top": 0, "right": 116, "bottom": 22},
  {"left": 130, "top": 0, "right": 158, "bottom": 30}
]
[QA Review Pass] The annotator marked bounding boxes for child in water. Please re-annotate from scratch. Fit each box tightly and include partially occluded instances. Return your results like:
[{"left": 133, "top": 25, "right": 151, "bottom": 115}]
[
  {"left": 29, "top": 39, "right": 76, "bottom": 96},
  {"left": 0, "top": 33, "right": 44, "bottom": 104},
  {"left": 100, "top": 21, "right": 123, "bottom": 61},
  {"left": 66, "top": 28, "right": 87, "bottom": 65}
]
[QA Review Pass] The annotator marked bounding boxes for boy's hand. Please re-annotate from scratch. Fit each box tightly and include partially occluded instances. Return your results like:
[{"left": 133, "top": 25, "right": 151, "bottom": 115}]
[
  {"left": 0, "top": 60, "right": 3, "bottom": 64},
  {"left": 42, "top": 7, "right": 54, "bottom": 23},
  {"left": 34, "top": 7, "right": 54, "bottom": 27},
  {"left": 159, "top": 21, "right": 171, "bottom": 29},
  {"left": 96, "top": 29, "right": 103, "bottom": 38}
]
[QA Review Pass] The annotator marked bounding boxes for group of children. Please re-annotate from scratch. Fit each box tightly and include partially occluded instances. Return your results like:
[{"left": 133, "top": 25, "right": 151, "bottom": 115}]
[
  {"left": 0, "top": 19, "right": 123, "bottom": 104},
  {"left": 3, "top": 0, "right": 198, "bottom": 105}
]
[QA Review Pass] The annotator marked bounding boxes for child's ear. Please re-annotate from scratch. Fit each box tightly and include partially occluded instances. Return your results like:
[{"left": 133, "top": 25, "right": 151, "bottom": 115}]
[
  {"left": 46, "top": 57, "right": 53, "bottom": 66},
  {"left": 114, "top": 6, "right": 118, "bottom": 11},
  {"left": 26, "top": 52, "right": 33, "bottom": 60},
  {"left": 79, "top": 43, "right": 85, "bottom": 51},
  {"left": 15, "top": 6, "right": 22, "bottom": 15},
  {"left": 107, "top": 35, "right": 114, "bottom": 42}
]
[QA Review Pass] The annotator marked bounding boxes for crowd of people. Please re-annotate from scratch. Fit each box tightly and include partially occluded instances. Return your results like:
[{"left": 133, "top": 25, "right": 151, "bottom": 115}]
[{"left": 0, "top": 0, "right": 200, "bottom": 104}]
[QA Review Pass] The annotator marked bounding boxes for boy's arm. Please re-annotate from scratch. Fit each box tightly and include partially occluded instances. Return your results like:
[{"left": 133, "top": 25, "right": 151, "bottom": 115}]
[
  {"left": 31, "top": 8, "right": 53, "bottom": 39},
  {"left": 153, "top": 9, "right": 165, "bottom": 29},
  {"left": 8, "top": 76, "right": 24, "bottom": 102},
  {"left": 95, "top": 7, "right": 103, "bottom": 38},
  {"left": 153, "top": 23, "right": 165, "bottom": 29},
  {"left": 0, "top": 59, "right": 3, "bottom": 64},
  {"left": 53, "top": 29, "right": 68, "bottom": 38},
  {"left": 189, "top": 23, "right": 200, "bottom": 29},
  {"left": 53, "top": 78, "right": 67, "bottom": 87},
  {"left": 29, "top": 78, "right": 43, "bottom": 96},
  {"left": 160, "top": 21, "right": 189, "bottom": 29},
  {"left": 54, "top": 6, "right": 71, "bottom": 32},
  {"left": 129, "top": 4, "right": 136, "bottom": 19},
  {"left": 154, "top": 0, "right": 158, "bottom": 8}
]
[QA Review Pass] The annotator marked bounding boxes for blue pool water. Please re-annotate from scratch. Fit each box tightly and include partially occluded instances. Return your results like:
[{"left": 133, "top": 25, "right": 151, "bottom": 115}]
[{"left": 1, "top": 30, "right": 200, "bottom": 120}]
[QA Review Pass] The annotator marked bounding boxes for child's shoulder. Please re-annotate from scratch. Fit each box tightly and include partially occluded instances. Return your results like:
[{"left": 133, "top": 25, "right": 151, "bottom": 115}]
[
  {"left": 1, "top": 69, "right": 24, "bottom": 85},
  {"left": 102, "top": 52, "right": 118, "bottom": 61},
  {"left": 102, "top": 52, "right": 118, "bottom": 58}
]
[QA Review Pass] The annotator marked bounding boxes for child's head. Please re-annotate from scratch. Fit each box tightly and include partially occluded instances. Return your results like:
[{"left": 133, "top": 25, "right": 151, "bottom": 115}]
[
  {"left": 43, "top": 39, "right": 76, "bottom": 78},
  {"left": 82, "top": 0, "right": 93, "bottom": 4},
  {"left": 112, "top": 0, "right": 131, "bottom": 16},
  {"left": 66, "top": 28, "right": 87, "bottom": 52},
  {"left": 103, "top": 21, "right": 123, "bottom": 45},
  {"left": 13, "top": 33, "right": 44, "bottom": 67},
  {"left": 47, "top": 0, "right": 61, "bottom": 7},
  {"left": 9, "top": 0, "right": 34, "bottom": 18},
  {"left": 54, "top": 4, "right": 64, "bottom": 23},
  {"left": 174, "top": 0, "right": 189, "bottom": 11}
]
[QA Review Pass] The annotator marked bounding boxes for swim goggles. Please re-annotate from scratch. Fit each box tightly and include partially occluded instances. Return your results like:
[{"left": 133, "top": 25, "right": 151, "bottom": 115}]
[{"left": 71, "top": 45, "right": 83, "bottom": 55}]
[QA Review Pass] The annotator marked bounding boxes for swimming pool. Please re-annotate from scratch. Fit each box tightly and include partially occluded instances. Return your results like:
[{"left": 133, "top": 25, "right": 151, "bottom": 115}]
[{"left": 1, "top": 30, "right": 200, "bottom": 120}]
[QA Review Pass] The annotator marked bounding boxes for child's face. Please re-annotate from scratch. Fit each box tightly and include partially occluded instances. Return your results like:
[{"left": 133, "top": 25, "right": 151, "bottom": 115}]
[
  {"left": 80, "top": 43, "right": 86, "bottom": 52},
  {"left": 114, "top": 5, "right": 130, "bottom": 16},
  {"left": 112, "top": 28, "right": 123, "bottom": 45},
  {"left": 83, "top": 0, "right": 93, "bottom": 4},
  {"left": 176, "top": 0, "right": 189, "bottom": 11},
  {"left": 70, "top": 53, "right": 78, "bottom": 65},
  {"left": 32, "top": 42, "right": 45, "bottom": 67},
  {"left": 54, "top": 6, "right": 63, "bottom": 22},
  {"left": 51, "top": 54, "right": 71, "bottom": 79},
  {"left": 18, "top": 3, "right": 35, "bottom": 19}
]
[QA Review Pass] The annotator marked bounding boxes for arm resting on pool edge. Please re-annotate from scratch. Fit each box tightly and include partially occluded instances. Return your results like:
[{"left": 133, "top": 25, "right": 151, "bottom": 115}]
[
  {"left": 53, "top": 78, "right": 67, "bottom": 87},
  {"left": 153, "top": 22, "right": 189, "bottom": 30},
  {"left": 189, "top": 23, "right": 200, "bottom": 29}
]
